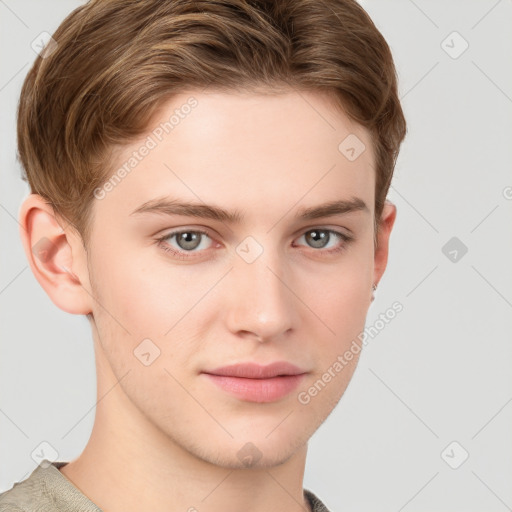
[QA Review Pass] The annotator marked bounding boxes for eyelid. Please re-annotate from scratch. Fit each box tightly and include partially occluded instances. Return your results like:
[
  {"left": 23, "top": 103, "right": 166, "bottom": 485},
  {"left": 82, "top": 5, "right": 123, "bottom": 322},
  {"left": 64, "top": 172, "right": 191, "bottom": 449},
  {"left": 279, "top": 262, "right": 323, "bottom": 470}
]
[
  {"left": 156, "top": 225, "right": 353, "bottom": 259},
  {"left": 292, "top": 228, "right": 353, "bottom": 252},
  {"left": 156, "top": 227, "right": 216, "bottom": 248},
  {"left": 156, "top": 223, "right": 352, "bottom": 241},
  {"left": 293, "top": 223, "right": 353, "bottom": 238}
]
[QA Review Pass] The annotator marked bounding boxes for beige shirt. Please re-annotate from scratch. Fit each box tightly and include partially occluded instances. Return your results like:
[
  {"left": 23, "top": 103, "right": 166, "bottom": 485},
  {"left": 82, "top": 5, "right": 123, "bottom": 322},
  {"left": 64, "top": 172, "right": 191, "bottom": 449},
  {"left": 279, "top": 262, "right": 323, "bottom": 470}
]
[{"left": 0, "top": 460, "right": 331, "bottom": 511}]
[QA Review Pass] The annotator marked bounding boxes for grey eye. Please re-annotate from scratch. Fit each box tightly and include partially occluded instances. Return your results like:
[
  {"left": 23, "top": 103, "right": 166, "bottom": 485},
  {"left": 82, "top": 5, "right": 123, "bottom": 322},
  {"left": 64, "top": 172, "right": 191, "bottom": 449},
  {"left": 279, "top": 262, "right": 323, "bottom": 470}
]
[
  {"left": 304, "top": 229, "right": 331, "bottom": 249},
  {"left": 174, "top": 231, "right": 203, "bottom": 251}
]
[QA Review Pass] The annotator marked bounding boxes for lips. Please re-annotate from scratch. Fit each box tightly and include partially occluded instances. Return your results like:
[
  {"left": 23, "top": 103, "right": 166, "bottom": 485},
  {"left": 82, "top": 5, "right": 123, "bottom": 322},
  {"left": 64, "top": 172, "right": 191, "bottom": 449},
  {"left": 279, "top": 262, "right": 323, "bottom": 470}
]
[
  {"left": 203, "top": 361, "right": 306, "bottom": 379},
  {"left": 201, "top": 362, "right": 308, "bottom": 403}
]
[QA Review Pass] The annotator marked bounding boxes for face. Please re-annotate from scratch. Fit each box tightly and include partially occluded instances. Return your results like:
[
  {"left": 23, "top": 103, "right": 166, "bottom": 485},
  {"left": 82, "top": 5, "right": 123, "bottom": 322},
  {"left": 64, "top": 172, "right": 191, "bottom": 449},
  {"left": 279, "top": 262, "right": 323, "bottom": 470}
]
[{"left": 73, "top": 89, "right": 390, "bottom": 468}]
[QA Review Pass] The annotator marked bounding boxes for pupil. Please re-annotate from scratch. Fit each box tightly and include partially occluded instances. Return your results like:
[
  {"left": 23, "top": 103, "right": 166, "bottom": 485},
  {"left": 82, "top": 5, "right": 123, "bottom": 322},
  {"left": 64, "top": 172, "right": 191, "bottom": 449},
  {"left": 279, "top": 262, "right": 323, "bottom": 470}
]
[
  {"left": 178, "top": 232, "right": 199, "bottom": 250},
  {"left": 308, "top": 230, "right": 328, "bottom": 248}
]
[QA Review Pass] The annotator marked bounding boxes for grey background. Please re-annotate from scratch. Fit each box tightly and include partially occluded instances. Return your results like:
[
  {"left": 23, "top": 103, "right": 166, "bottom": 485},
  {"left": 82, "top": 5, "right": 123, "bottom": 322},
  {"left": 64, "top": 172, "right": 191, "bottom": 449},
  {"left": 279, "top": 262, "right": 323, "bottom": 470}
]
[{"left": 1, "top": 1, "right": 511, "bottom": 510}]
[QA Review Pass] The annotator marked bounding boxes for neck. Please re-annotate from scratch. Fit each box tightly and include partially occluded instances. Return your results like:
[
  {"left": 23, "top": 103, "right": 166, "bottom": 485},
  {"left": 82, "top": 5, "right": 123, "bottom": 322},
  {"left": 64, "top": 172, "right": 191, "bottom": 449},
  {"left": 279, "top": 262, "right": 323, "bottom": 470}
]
[{"left": 59, "top": 337, "right": 311, "bottom": 512}]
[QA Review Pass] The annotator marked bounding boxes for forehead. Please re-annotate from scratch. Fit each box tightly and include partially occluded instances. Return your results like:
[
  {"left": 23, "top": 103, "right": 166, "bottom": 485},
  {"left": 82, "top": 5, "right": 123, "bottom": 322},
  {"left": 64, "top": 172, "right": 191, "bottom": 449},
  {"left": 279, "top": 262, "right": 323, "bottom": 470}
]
[
  {"left": 150, "top": 88, "right": 373, "bottom": 157},
  {"left": 94, "top": 89, "right": 375, "bottom": 224}
]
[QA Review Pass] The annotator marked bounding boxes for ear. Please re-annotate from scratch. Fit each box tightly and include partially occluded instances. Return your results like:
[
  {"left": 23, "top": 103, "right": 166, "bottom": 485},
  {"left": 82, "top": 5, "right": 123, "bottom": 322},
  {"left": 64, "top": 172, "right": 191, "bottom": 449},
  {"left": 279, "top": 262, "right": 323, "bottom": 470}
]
[
  {"left": 372, "top": 200, "right": 397, "bottom": 288},
  {"left": 18, "top": 193, "right": 93, "bottom": 315}
]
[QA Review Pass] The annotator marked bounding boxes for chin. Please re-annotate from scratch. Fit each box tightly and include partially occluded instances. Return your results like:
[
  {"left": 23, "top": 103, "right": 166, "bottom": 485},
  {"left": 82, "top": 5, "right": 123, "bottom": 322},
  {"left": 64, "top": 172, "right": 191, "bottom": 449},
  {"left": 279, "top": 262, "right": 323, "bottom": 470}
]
[{"left": 192, "top": 427, "right": 310, "bottom": 470}]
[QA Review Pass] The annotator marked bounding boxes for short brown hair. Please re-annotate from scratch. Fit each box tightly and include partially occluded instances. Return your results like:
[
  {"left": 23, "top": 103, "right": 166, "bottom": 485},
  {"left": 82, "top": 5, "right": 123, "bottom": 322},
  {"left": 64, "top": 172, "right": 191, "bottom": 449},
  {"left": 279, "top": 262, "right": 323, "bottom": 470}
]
[{"left": 17, "top": 0, "right": 406, "bottom": 247}]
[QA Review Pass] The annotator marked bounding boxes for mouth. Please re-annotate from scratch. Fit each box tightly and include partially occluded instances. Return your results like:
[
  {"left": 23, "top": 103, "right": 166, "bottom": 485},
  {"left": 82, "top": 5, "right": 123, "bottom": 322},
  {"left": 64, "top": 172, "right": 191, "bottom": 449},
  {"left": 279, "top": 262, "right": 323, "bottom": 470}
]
[{"left": 201, "top": 361, "right": 308, "bottom": 403}]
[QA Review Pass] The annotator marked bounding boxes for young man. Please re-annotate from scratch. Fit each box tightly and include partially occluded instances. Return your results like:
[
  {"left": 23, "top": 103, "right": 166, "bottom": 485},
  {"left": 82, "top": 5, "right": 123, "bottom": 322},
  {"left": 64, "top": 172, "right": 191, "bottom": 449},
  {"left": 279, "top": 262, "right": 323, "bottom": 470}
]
[{"left": 0, "top": 0, "right": 406, "bottom": 510}]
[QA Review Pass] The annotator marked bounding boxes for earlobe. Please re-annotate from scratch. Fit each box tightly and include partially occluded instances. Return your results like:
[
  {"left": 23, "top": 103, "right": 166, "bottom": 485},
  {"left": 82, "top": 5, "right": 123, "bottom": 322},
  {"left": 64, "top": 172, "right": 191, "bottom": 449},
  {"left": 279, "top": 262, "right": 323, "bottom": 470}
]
[
  {"left": 18, "top": 194, "right": 93, "bottom": 315},
  {"left": 372, "top": 200, "right": 397, "bottom": 289}
]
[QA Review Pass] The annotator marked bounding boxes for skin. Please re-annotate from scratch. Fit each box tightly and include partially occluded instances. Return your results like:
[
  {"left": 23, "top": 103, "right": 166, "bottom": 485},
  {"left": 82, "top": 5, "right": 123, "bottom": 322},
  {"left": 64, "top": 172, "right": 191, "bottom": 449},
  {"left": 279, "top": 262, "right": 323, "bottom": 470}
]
[{"left": 19, "top": 89, "right": 396, "bottom": 512}]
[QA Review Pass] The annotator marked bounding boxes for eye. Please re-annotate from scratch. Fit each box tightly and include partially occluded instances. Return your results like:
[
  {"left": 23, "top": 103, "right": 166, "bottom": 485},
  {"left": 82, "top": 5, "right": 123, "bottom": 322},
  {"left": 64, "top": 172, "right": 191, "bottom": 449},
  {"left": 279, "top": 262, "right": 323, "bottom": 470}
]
[
  {"left": 156, "top": 227, "right": 353, "bottom": 261},
  {"left": 156, "top": 229, "right": 215, "bottom": 259},
  {"left": 294, "top": 228, "right": 353, "bottom": 255}
]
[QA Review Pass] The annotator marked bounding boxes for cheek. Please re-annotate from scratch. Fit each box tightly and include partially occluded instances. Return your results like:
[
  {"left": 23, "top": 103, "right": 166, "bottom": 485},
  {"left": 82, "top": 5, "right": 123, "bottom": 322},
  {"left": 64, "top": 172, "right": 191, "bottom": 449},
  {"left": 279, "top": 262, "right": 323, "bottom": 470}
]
[
  {"left": 308, "top": 251, "right": 373, "bottom": 347},
  {"left": 88, "top": 249, "right": 162, "bottom": 346},
  {"left": 92, "top": 247, "right": 224, "bottom": 359}
]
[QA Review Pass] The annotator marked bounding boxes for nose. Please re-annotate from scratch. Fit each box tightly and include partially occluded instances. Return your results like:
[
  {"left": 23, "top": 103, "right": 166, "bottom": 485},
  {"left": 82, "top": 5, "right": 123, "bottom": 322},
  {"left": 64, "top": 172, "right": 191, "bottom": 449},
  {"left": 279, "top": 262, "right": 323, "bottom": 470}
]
[{"left": 224, "top": 244, "right": 297, "bottom": 342}]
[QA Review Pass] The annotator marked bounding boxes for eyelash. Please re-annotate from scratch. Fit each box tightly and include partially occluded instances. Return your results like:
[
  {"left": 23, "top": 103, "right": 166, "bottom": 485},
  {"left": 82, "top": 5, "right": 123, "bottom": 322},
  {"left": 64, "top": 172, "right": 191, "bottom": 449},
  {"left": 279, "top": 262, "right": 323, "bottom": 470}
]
[{"left": 155, "top": 227, "right": 354, "bottom": 261}]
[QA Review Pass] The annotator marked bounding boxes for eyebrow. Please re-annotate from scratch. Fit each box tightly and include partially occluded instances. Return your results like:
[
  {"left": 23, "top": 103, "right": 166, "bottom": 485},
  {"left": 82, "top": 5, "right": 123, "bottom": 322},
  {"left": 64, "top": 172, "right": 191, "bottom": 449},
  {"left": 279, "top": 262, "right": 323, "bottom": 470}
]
[{"left": 130, "top": 196, "right": 369, "bottom": 223}]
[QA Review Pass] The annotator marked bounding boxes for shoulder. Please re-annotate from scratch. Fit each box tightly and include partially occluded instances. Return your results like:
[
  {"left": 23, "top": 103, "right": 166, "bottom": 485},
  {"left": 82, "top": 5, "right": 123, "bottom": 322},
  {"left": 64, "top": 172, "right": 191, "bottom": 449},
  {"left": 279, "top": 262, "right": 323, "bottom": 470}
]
[
  {"left": 0, "top": 471, "right": 40, "bottom": 512},
  {"left": 0, "top": 460, "right": 101, "bottom": 512},
  {"left": 304, "top": 487, "right": 332, "bottom": 512},
  {"left": 0, "top": 471, "right": 35, "bottom": 511},
  {"left": 0, "top": 505, "right": 26, "bottom": 512},
  {"left": 0, "top": 479, "right": 34, "bottom": 511},
  {"left": 0, "top": 461, "right": 63, "bottom": 512}
]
